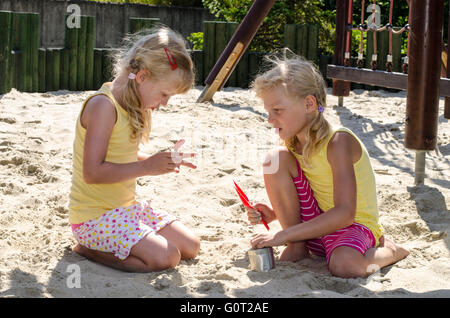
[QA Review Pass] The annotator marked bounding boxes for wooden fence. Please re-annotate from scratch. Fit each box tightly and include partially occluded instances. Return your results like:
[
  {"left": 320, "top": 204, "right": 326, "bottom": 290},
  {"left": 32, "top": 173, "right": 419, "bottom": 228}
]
[{"left": 0, "top": 11, "right": 404, "bottom": 94}]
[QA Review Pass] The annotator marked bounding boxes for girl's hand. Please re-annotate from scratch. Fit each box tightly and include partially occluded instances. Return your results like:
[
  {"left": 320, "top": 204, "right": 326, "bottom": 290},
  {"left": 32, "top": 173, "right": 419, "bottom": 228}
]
[
  {"left": 246, "top": 203, "right": 276, "bottom": 225},
  {"left": 250, "top": 231, "right": 287, "bottom": 249},
  {"left": 143, "top": 151, "right": 196, "bottom": 175}
]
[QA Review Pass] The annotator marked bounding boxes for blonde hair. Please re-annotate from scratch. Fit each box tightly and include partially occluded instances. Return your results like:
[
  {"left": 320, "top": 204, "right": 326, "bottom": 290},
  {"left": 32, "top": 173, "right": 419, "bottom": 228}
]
[
  {"left": 252, "top": 52, "right": 330, "bottom": 166},
  {"left": 111, "top": 26, "right": 194, "bottom": 143}
]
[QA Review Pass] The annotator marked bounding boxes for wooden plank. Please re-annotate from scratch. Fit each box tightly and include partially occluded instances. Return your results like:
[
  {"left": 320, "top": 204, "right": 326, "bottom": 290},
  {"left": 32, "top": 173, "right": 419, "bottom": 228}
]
[
  {"left": 392, "top": 27, "right": 403, "bottom": 73},
  {"left": 52, "top": 48, "right": 62, "bottom": 91},
  {"left": 0, "top": 11, "right": 12, "bottom": 94},
  {"left": 307, "top": 24, "right": 319, "bottom": 64},
  {"left": 60, "top": 48, "right": 69, "bottom": 90},
  {"left": 192, "top": 49, "right": 203, "bottom": 86},
  {"left": 102, "top": 48, "right": 113, "bottom": 83},
  {"left": 65, "top": 16, "right": 78, "bottom": 91},
  {"left": 203, "top": 21, "right": 216, "bottom": 86},
  {"left": 18, "top": 12, "right": 29, "bottom": 92},
  {"left": 29, "top": 13, "right": 39, "bottom": 92},
  {"left": 93, "top": 48, "right": 103, "bottom": 90},
  {"left": 77, "top": 16, "right": 87, "bottom": 90},
  {"left": 296, "top": 24, "right": 308, "bottom": 58},
  {"left": 38, "top": 48, "right": 46, "bottom": 92},
  {"left": 327, "top": 64, "right": 450, "bottom": 97},
  {"left": 85, "top": 16, "right": 95, "bottom": 90},
  {"left": 129, "top": 18, "right": 142, "bottom": 34},
  {"left": 226, "top": 22, "right": 239, "bottom": 87},
  {"left": 284, "top": 24, "right": 297, "bottom": 53},
  {"left": 215, "top": 22, "right": 227, "bottom": 74},
  {"left": 45, "top": 48, "right": 53, "bottom": 91},
  {"left": 129, "top": 17, "right": 160, "bottom": 34},
  {"left": 377, "top": 30, "right": 389, "bottom": 72},
  {"left": 45, "top": 48, "right": 61, "bottom": 91},
  {"left": 248, "top": 52, "right": 262, "bottom": 86},
  {"left": 10, "top": 12, "right": 21, "bottom": 90},
  {"left": 236, "top": 51, "right": 249, "bottom": 88}
]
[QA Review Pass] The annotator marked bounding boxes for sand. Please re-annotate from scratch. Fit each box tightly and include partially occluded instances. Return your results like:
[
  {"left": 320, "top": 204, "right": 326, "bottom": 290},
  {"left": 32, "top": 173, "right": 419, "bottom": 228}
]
[{"left": 0, "top": 86, "right": 449, "bottom": 298}]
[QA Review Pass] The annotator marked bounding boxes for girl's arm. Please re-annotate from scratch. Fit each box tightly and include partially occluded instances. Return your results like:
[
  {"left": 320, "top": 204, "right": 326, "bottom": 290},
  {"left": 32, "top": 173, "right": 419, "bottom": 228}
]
[
  {"left": 82, "top": 96, "right": 194, "bottom": 184},
  {"left": 138, "top": 151, "right": 150, "bottom": 161},
  {"left": 251, "top": 132, "right": 359, "bottom": 247},
  {"left": 82, "top": 96, "right": 147, "bottom": 184}
]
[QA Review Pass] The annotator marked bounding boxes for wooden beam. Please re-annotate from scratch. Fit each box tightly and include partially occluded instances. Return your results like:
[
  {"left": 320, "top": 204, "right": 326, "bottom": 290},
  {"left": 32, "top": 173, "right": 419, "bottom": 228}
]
[
  {"left": 197, "top": 0, "right": 276, "bottom": 102},
  {"left": 327, "top": 65, "right": 450, "bottom": 97}
]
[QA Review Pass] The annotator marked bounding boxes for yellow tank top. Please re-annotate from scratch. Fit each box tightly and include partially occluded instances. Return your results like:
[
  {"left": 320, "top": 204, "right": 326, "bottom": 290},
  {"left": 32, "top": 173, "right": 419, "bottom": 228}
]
[
  {"left": 69, "top": 83, "right": 139, "bottom": 224},
  {"left": 288, "top": 126, "right": 383, "bottom": 246}
]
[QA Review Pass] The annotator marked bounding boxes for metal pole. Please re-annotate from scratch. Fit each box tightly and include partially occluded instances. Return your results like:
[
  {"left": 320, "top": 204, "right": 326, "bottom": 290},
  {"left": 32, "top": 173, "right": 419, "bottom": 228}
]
[{"left": 414, "top": 150, "right": 426, "bottom": 185}]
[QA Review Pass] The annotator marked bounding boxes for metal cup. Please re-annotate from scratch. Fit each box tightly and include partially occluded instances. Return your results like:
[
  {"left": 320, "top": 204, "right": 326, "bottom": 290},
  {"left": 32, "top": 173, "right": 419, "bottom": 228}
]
[{"left": 248, "top": 247, "right": 275, "bottom": 272}]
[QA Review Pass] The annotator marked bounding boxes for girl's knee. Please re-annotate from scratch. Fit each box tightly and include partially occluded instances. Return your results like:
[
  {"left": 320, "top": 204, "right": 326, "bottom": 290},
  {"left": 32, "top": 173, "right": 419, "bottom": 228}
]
[
  {"left": 154, "top": 246, "right": 181, "bottom": 270},
  {"left": 328, "top": 249, "right": 368, "bottom": 278},
  {"left": 141, "top": 243, "right": 181, "bottom": 271},
  {"left": 263, "top": 147, "right": 296, "bottom": 177}
]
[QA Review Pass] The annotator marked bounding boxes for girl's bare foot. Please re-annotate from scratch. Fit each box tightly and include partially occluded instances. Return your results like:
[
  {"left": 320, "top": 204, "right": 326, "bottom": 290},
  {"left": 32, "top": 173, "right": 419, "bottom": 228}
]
[
  {"left": 380, "top": 236, "right": 410, "bottom": 263},
  {"left": 72, "top": 243, "right": 87, "bottom": 256},
  {"left": 279, "top": 242, "right": 309, "bottom": 262}
]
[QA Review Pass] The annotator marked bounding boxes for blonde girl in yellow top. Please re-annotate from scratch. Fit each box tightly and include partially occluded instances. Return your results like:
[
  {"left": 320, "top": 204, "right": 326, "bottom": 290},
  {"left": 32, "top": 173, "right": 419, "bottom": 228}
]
[
  {"left": 246, "top": 54, "right": 409, "bottom": 278},
  {"left": 69, "top": 27, "right": 200, "bottom": 272}
]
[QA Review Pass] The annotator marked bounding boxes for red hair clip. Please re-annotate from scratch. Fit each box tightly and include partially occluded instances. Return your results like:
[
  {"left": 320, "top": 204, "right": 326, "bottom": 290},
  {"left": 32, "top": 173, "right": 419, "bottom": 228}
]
[{"left": 164, "top": 47, "right": 178, "bottom": 71}]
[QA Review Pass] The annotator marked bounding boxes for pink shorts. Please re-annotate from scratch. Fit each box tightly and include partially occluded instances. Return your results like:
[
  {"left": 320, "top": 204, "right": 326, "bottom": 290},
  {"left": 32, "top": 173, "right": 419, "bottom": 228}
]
[
  {"left": 71, "top": 200, "right": 177, "bottom": 260},
  {"left": 293, "top": 160, "right": 376, "bottom": 265}
]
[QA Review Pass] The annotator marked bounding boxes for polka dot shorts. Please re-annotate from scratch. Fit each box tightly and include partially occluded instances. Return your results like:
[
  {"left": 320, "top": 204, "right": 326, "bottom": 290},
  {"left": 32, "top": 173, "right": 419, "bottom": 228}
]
[{"left": 72, "top": 200, "right": 177, "bottom": 260}]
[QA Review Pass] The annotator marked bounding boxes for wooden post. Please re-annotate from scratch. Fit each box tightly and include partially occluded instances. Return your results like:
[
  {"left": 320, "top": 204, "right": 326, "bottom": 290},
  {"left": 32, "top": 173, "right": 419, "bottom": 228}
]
[
  {"left": 248, "top": 51, "right": 265, "bottom": 85},
  {"left": 192, "top": 50, "right": 204, "bottom": 86},
  {"left": 392, "top": 28, "right": 403, "bottom": 73},
  {"left": 60, "top": 48, "right": 69, "bottom": 90},
  {"left": 14, "top": 13, "right": 29, "bottom": 92},
  {"left": 46, "top": 48, "right": 61, "bottom": 91},
  {"left": 445, "top": 4, "right": 450, "bottom": 119},
  {"left": 38, "top": 48, "right": 46, "bottom": 93},
  {"left": 297, "top": 24, "right": 308, "bottom": 58},
  {"left": 226, "top": 22, "right": 239, "bottom": 87},
  {"left": 405, "top": 0, "right": 443, "bottom": 151},
  {"left": 284, "top": 24, "right": 297, "bottom": 52},
  {"left": 236, "top": 51, "right": 249, "bottom": 88},
  {"left": 77, "top": 16, "right": 87, "bottom": 90},
  {"left": 102, "top": 48, "right": 114, "bottom": 83},
  {"left": 198, "top": 0, "right": 277, "bottom": 102},
  {"left": 29, "top": 13, "right": 39, "bottom": 93},
  {"left": 45, "top": 48, "right": 53, "bottom": 91},
  {"left": 0, "top": 11, "right": 12, "bottom": 94},
  {"left": 332, "top": 0, "right": 351, "bottom": 103},
  {"left": 215, "top": 22, "right": 228, "bottom": 65},
  {"left": 93, "top": 48, "right": 103, "bottom": 90},
  {"left": 307, "top": 24, "right": 319, "bottom": 64},
  {"left": 85, "top": 16, "right": 95, "bottom": 90},
  {"left": 65, "top": 16, "right": 78, "bottom": 91},
  {"left": 203, "top": 21, "right": 216, "bottom": 87},
  {"left": 129, "top": 17, "right": 160, "bottom": 34}
]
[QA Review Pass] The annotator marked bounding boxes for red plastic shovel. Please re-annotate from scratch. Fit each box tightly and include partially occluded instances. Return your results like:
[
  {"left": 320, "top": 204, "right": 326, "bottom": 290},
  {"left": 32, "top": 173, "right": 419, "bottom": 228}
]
[{"left": 233, "top": 180, "right": 270, "bottom": 231}]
